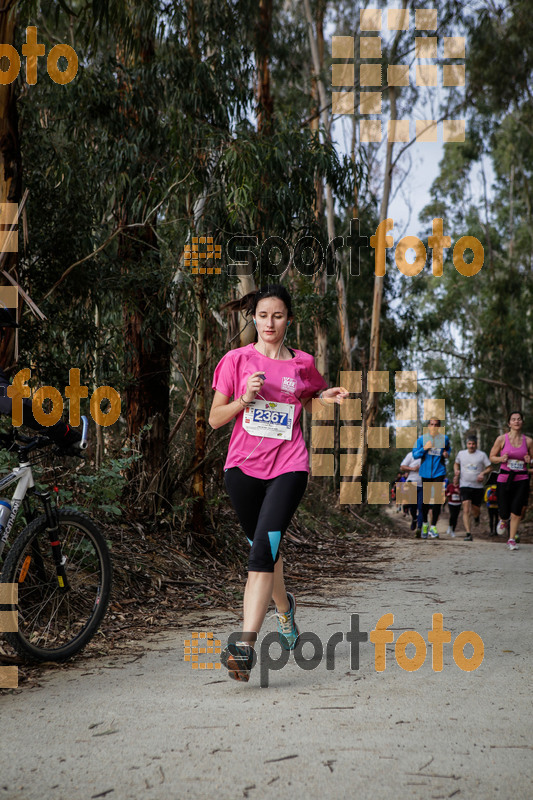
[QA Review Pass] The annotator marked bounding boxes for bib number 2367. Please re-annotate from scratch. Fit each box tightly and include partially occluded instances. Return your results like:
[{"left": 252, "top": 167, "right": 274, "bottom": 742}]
[{"left": 242, "top": 400, "right": 295, "bottom": 440}]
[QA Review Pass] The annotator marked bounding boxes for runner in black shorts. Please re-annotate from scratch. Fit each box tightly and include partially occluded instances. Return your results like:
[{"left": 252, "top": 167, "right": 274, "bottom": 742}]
[
  {"left": 454, "top": 435, "right": 492, "bottom": 542},
  {"left": 459, "top": 487, "right": 484, "bottom": 505}
]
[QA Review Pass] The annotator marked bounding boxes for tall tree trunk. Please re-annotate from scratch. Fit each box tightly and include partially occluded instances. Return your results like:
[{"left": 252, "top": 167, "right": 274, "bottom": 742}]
[
  {"left": 93, "top": 304, "right": 105, "bottom": 468},
  {"left": 366, "top": 88, "right": 396, "bottom": 428},
  {"left": 237, "top": 273, "right": 256, "bottom": 347},
  {"left": 304, "top": 0, "right": 350, "bottom": 375},
  {"left": 246, "top": 0, "right": 274, "bottom": 311},
  {"left": 121, "top": 223, "right": 170, "bottom": 511},
  {"left": 364, "top": 7, "right": 406, "bottom": 484},
  {"left": 310, "top": 2, "right": 327, "bottom": 378},
  {"left": 306, "top": 0, "right": 328, "bottom": 380},
  {"left": 362, "top": 10, "right": 405, "bottom": 487},
  {"left": 230, "top": 0, "right": 274, "bottom": 347},
  {"left": 190, "top": 275, "right": 207, "bottom": 535},
  {"left": 118, "top": 32, "right": 170, "bottom": 513},
  {"left": 0, "top": 1, "right": 21, "bottom": 371},
  {"left": 256, "top": 0, "right": 274, "bottom": 135}
]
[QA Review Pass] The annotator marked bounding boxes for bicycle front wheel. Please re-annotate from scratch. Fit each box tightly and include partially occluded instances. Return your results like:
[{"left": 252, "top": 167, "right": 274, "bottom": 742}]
[{"left": 0, "top": 508, "right": 112, "bottom": 661}]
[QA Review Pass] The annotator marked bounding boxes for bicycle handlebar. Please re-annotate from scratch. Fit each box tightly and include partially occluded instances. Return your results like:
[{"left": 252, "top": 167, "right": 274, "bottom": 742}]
[
  {"left": 1, "top": 415, "right": 90, "bottom": 458},
  {"left": 80, "top": 416, "right": 88, "bottom": 449}
]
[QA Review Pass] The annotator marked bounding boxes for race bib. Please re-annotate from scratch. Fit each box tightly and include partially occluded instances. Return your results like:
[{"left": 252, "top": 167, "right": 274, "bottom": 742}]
[
  {"left": 508, "top": 459, "right": 525, "bottom": 471},
  {"left": 466, "top": 463, "right": 478, "bottom": 472},
  {"left": 242, "top": 400, "right": 295, "bottom": 440},
  {"left": 429, "top": 448, "right": 442, "bottom": 457}
]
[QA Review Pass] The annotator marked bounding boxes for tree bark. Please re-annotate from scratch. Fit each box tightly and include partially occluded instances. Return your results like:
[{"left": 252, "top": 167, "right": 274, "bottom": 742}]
[
  {"left": 118, "top": 30, "right": 170, "bottom": 513},
  {"left": 366, "top": 87, "right": 396, "bottom": 428},
  {"left": 256, "top": 0, "right": 274, "bottom": 135},
  {"left": 365, "top": 5, "right": 406, "bottom": 443},
  {"left": 362, "top": 9, "right": 405, "bottom": 487},
  {"left": 0, "top": 1, "right": 21, "bottom": 372},
  {"left": 305, "top": 0, "right": 328, "bottom": 381},
  {"left": 121, "top": 221, "right": 170, "bottom": 511},
  {"left": 93, "top": 303, "right": 105, "bottom": 468},
  {"left": 190, "top": 275, "right": 207, "bottom": 535},
  {"left": 304, "top": 0, "right": 351, "bottom": 374}
]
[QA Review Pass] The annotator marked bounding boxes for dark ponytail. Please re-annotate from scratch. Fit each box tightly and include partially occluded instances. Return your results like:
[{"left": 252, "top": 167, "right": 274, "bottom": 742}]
[{"left": 248, "top": 284, "right": 293, "bottom": 317}]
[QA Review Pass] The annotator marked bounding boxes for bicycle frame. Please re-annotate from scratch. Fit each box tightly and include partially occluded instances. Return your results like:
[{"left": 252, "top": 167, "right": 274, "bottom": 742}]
[
  {"left": 0, "top": 415, "right": 88, "bottom": 572},
  {"left": 0, "top": 461, "right": 36, "bottom": 560}
]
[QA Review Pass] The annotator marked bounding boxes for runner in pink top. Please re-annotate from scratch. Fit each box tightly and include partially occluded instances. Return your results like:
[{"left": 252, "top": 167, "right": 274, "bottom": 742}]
[
  {"left": 212, "top": 343, "right": 327, "bottom": 478},
  {"left": 489, "top": 411, "right": 533, "bottom": 550},
  {"left": 496, "top": 433, "right": 529, "bottom": 482},
  {"left": 209, "top": 284, "right": 348, "bottom": 681}
]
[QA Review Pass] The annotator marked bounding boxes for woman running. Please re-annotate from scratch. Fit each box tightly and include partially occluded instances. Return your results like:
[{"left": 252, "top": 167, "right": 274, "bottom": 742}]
[
  {"left": 489, "top": 411, "right": 533, "bottom": 550},
  {"left": 209, "top": 284, "right": 347, "bottom": 682}
]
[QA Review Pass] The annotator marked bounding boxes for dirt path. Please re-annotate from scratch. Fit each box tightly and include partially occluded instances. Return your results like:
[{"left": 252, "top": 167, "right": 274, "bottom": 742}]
[{"left": 1, "top": 534, "right": 532, "bottom": 800}]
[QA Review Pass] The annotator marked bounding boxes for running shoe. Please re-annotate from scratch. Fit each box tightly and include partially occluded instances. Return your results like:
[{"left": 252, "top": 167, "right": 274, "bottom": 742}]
[
  {"left": 507, "top": 538, "right": 519, "bottom": 551},
  {"left": 446, "top": 526, "right": 452, "bottom": 536},
  {"left": 428, "top": 526, "right": 439, "bottom": 539},
  {"left": 464, "top": 533, "right": 473, "bottom": 541},
  {"left": 410, "top": 518, "right": 417, "bottom": 531},
  {"left": 421, "top": 523, "right": 429, "bottom": 539},
  {"left": 496, "top": 520, "right": 508, "bottom": 536},
  {"left": 220, "top": 642, "right": 256, "bottom": 682},
  {"left": 274, "top": 592, "right": 299, "bottom": 651}
]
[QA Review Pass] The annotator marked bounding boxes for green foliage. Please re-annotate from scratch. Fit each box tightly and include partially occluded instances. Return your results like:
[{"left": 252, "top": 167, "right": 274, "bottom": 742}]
[
  {"left": 7, "top": 0, "right": 520, "bottom": 520},
  {"left": 76, "top": 451, "right": 141, "bottom": 516}
]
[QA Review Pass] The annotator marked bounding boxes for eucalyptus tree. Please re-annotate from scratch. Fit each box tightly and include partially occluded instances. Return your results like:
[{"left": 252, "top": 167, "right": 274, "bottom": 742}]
[{"left": 404, "top": 0, "right": 533, "bottom": 441}]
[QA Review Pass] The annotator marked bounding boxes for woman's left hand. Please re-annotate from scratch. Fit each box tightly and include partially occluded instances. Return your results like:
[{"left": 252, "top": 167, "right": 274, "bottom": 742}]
[{"left": 321, "top": 386, "right": 349, "bottom": 404}]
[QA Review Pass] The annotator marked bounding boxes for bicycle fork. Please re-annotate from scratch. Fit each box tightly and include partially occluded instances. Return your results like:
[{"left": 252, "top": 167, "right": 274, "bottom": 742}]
[{"left": 37, "top": 491, "right": 70, "bottom": 592}]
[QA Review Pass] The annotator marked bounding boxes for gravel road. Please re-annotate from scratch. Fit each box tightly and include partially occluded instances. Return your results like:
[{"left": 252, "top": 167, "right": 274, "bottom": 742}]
[{"left": 2, "top": 536, "right": 532, "bottom": 800}]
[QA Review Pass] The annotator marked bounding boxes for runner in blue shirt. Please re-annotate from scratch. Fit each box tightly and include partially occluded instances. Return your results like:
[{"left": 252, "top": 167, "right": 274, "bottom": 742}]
[{"left": 412, "top": 417, "right": 451, "bottom": 539}]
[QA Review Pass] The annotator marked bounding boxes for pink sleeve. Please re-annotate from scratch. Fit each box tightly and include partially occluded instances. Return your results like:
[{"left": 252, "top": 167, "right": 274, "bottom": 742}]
[
  {"left": 301, "top": 356, "right": 328, "bottom": 398},
  {"left": 212, "top": 352, "right": 235, "bottom": 397}
]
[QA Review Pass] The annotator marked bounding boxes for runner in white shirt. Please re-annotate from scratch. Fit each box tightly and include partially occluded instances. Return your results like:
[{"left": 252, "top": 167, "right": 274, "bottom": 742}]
[
  {"left": 400, "top": 451, "right": 423, "bottom": 536},
  {"left": 454, "top": 435, "right": 492, "bottom": 541}
]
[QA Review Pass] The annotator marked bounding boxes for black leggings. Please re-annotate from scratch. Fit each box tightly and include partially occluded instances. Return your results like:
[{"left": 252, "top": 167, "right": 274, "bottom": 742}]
[
  {"left": 224, "top": 468, "right": 308, "bottom": 573},
  {"left": 497, "top": 478, "right": 529, "bottom": 519},
  {"left": 448, "top": 504, "right": 461, "bottom": 531},
  {"left": 422, "top": 477, "right": 444, "bottom": 525}
]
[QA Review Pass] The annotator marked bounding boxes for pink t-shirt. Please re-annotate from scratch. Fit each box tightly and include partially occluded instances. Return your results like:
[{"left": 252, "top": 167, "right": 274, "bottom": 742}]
[
  {"left": 497, "top": 433, "right": 529, "bottom": 482},
  {"left": 212, "top": 343, "right": 327, "bottom": 479}
]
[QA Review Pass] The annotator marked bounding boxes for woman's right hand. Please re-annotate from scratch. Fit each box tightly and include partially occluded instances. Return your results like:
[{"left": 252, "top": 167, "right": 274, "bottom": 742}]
[{"left": 243, "top": 372, "right": 266, "bottom": 403}]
